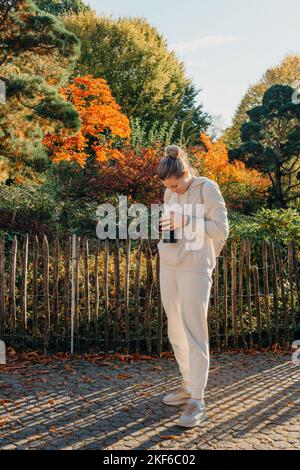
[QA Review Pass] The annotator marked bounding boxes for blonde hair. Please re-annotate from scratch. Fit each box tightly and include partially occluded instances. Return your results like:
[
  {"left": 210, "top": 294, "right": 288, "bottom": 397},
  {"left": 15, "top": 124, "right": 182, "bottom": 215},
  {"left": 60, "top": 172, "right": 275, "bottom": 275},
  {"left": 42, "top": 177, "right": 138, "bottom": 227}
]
[{"left": 156, "top": 145, "right": 198, "bottom": 180}]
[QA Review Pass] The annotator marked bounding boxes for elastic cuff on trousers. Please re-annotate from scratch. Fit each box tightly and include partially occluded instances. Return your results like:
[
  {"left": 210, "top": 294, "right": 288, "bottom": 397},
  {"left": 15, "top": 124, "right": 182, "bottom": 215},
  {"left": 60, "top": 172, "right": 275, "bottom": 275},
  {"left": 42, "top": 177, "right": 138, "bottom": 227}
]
[{"left": 191, "top": 392, "right": 204, "bottom": 400}]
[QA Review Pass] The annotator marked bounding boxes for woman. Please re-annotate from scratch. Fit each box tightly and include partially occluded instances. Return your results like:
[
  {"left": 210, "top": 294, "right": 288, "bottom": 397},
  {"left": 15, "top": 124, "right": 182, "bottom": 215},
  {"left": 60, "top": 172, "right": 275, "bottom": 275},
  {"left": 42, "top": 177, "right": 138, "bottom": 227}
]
[{"left": 156, "top": 144, "right": 229, "bottom": 428}]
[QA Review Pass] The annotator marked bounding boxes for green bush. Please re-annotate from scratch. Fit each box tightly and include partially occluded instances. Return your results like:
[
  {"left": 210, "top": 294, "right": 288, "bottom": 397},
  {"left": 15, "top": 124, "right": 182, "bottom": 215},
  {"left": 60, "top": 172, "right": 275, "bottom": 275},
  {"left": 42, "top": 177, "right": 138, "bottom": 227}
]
[
  {"left": 0, "top": 182, "right": 60, "bottom": 236},
  {"left": 228, "top": 207, "right": 300, "bottom": 245},
  {"left": 0, "top": 179, "right": 116, "bottom": 239}
]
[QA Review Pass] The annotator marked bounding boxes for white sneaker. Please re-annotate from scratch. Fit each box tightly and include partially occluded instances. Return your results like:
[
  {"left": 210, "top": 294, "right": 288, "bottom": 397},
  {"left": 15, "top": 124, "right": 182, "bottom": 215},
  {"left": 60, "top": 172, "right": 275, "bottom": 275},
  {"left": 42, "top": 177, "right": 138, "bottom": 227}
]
[
  {"left": 177, "top": 398, "right": 208, "bottom": 427},
  {"left": 162, "top": 384, "right": 191, "bottom": 406}
]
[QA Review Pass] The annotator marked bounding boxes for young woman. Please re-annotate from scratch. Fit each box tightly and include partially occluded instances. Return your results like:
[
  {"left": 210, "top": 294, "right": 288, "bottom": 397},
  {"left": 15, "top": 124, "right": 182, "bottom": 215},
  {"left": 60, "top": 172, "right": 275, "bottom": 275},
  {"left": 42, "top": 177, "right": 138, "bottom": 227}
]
[{"left": 156, "top": 144, "right": 229, "bottom": 428}]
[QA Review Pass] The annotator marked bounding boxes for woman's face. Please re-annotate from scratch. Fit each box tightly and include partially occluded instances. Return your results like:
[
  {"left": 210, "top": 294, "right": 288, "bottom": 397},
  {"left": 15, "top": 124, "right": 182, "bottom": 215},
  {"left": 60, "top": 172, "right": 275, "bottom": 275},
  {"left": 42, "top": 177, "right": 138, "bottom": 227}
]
[{"left": 161, "top": 171, "right": 191, "bottom": 195}]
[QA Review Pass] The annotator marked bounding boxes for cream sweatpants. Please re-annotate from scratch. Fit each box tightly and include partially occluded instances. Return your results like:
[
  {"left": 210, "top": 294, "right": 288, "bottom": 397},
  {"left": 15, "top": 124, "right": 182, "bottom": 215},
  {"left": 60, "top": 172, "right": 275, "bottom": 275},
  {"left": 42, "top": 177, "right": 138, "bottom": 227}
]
[{"left": 159, "top": 264, "right": 213, "bottom": 399}]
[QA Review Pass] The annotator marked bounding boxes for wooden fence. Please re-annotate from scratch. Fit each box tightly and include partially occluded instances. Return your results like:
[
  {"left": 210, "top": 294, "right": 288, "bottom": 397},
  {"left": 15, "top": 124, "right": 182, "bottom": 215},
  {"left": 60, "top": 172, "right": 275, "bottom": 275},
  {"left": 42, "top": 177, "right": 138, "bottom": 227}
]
[{"left": 0, "top": 234, "right": 299, "bottom": 355}]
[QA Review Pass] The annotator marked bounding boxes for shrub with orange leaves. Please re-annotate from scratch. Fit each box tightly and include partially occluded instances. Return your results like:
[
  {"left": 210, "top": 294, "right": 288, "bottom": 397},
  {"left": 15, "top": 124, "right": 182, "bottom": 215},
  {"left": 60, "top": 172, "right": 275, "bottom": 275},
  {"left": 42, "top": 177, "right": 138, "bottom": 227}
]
[
  {"left": 189, "top": 133, "right": 271, "bottom": 210},
  {"left": 43, "top": 75, "right": 131, "bottom": 166}
]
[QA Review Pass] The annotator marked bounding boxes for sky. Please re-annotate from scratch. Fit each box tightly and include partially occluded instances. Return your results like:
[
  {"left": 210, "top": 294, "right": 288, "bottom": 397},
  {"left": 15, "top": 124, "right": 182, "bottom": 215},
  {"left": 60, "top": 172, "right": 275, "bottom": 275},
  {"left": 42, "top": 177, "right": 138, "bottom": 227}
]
[{"left": 86, "top": 0, "right": 300, "bottom": 131}]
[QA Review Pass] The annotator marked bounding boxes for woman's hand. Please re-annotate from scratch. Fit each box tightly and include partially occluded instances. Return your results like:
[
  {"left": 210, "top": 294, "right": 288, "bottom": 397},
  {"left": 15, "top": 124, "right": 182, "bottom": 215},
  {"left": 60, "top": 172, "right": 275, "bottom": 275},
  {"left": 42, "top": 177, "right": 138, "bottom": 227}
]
[{"left": 159, "top": 211, "right": 190, "bottom": 231}]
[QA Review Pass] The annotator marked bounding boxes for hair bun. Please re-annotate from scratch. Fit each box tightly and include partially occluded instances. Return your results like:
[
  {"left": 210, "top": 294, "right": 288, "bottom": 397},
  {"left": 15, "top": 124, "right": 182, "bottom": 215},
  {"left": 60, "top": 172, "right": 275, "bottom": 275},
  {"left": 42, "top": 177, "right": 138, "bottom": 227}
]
[{"left": 165, "top": 145, "right": 181, "bottom": 159}]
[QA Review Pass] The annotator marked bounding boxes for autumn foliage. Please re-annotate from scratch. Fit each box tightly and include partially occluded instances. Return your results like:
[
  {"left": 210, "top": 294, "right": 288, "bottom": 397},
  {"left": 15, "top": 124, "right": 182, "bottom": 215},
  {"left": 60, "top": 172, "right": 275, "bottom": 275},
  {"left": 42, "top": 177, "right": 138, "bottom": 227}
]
[
  {"left": 43, "top": 75, "right": 131, "bottom": 166},
  {"left": 192, "top": 133, "right": 269, "bottom": 186},
  {"left": 95, "top": 145, "right": 163, "bottom": 203},
  {"left": 189, "top": 133, "right": 270, "bottom": 209},
  {"left": 43, "top": 76, "right": 270, "bottom": 209}
]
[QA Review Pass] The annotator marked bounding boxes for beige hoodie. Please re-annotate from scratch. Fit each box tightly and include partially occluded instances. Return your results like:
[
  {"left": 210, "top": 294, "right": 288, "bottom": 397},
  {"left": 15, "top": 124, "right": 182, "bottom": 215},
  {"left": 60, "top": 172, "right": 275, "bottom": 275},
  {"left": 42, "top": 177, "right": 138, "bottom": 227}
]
[{"left": 157, "top": 176, "right": 229, "bottom": 274}]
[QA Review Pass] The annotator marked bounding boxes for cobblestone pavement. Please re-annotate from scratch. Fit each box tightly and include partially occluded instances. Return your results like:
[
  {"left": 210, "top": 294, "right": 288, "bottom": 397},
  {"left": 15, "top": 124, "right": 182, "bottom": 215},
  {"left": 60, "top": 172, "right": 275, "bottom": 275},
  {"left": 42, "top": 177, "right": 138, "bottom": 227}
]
[{"left": 0, "top": 352, "right": 299, "bottom": 450}]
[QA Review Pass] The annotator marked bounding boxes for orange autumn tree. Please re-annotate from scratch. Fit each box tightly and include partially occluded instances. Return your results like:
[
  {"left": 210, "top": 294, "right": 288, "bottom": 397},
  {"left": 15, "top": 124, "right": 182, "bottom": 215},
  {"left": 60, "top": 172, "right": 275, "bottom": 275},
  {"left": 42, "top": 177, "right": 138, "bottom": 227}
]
[
  {"left": 43, "top": 75, "right": 131, "bottom": 166},
  {"left": 43, "top": 74, "right": 164, "bottom": 205},
  {"left": 190, "top": 133, "right": 270, "bottom": 210}
]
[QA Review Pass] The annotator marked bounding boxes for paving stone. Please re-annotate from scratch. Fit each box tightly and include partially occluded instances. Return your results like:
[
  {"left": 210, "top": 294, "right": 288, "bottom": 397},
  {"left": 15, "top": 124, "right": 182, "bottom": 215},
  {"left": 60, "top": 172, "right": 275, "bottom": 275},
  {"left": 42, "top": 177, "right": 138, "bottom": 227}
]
[
  {"left": 1, "top": 444, "right": 17, "bottom": 450},
  {"left": 0, "top": 353, "right": 299, "bottom": 450}
]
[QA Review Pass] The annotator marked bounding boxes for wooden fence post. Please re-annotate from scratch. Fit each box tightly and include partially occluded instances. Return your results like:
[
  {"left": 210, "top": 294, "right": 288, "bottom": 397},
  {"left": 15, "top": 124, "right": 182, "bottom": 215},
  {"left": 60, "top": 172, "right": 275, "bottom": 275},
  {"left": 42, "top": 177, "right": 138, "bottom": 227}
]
[
  {"left": 134, "top": 239, "right": 142, "bottom": 353},
  {"left": 71, "top": 234, "right": 76, "bottom": 354},
  {"left": 124, "top": 237, "right": 131, "bottom": 355},
  {"left": 9, "top": 236, "right": 17, "bottom": 340},
  {"left": 43, "top": 235, "right": 50, "bottom": 354},
  {"left": 156, "top": 250, "right": 163, "bottom": 356},
  {"left": 64, "top": 237, "right": 71, "bottom": 345},
  {"left": 253, "top": 265, "right": 262, "bottom": 349},
  {"left": 277, "top": 243, "right": 289, "bottom": 345},
  {"left": 222, "top": 244, "right": 228, "bottom": 351},
  {"left": 32, "top": 236, "right": 39, "bottom": 346},
  {"left": 0, "top": 237, "right": 5, "bottom": 337},
  {"left": 288, "top": 240, "right": 296, "bottom": 336},
  {"left": 213, "top": 257, "right": 221, "bottom": 352},
  {"left": 238, "top": 240, "right": 247, "bottom": 349},
  {"left": 52, "top": 236, "right": 60, "bottom": 336},
  {"left": 262, "top": 240, "right": 272, "bottom": 346},
  {"left": 144, "top": 239, "right": 153, "bottom": 354},
  {"left": 230, "top": 239, "right": 238, "bottom": 348},
  {"left": 113, "top": 239, "right": 121, "bottom": 351},
  {"left": 20, "top": 234, "right": 28, "bottom": 333},
  {"left": 269, "top": 241, "right": 279, "bottom": 344}
]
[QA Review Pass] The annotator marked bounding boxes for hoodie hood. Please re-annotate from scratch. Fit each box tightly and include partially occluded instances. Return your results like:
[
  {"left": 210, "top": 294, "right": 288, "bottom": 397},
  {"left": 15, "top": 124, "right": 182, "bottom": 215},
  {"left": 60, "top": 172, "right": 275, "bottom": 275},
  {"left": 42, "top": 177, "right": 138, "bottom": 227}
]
[{"left": 187, "top": 176, "right": 212, "bottom": 203}]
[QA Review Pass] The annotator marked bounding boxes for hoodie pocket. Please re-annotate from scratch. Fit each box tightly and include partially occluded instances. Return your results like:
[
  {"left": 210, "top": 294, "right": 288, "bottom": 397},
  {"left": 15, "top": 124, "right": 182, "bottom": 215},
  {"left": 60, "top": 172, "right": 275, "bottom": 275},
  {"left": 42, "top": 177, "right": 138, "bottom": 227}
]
[{"left": 157, "top": 240, "right": 181, "bottom": 266}]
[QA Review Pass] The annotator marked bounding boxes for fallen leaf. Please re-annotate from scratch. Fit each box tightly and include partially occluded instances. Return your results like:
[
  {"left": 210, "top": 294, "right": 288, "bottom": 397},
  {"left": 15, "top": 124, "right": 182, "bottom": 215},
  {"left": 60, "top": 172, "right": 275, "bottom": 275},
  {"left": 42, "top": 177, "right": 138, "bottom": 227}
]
[
  {"left": 0, "top": 384, "right": 11, "bottom": 389},
  {"left": 117, "top": 373, "right": 133, "bottom": 380},
  {"left": 0, "top": 418, "right": 9, "bottom": 427},
  {"left": 120, "top": 405, "right": 131, "bottom": 411},
  {"left": 7, "top": 347, "right": 16, "bottom": 357},
  {"left": 0, "top": 399, "right": 12, "bottom": 406},
  {"left": 158, "top": 433, "right": 180, "bottom": 439}
]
